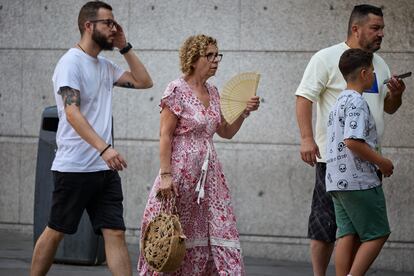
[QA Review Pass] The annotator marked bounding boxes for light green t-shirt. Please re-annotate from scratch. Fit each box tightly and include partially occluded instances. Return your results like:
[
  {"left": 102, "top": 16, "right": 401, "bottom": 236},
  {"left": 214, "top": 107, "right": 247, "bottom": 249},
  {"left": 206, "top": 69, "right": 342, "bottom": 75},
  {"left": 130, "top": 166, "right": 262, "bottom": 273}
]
[{"left": 295, "top": 42, "right": 391, "bottom": 162}]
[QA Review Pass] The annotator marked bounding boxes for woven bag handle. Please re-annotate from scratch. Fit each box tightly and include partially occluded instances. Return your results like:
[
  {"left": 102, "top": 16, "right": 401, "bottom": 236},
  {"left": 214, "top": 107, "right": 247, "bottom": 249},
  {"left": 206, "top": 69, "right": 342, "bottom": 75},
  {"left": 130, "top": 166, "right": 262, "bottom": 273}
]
[{"left": 160, "top": 196, "right": 178, "bottom": 215}]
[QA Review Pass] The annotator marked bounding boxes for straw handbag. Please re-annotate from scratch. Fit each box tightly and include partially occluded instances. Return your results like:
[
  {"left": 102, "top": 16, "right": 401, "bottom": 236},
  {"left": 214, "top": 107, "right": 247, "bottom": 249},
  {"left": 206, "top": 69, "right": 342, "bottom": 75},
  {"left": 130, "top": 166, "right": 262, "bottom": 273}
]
[{"left": 141, "top": 197, "right": 186, "bottom": 272}]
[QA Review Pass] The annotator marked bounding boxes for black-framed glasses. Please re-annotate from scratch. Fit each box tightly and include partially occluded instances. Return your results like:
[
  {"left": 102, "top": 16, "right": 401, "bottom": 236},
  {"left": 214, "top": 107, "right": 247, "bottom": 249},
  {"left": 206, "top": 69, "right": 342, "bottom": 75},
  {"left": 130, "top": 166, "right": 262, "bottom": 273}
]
[
  {"left": 205, "top": 53, "right": 223, "bottom": 62},
  {"left": 90, "top": 19, "right": 116, "bottom": 29}
]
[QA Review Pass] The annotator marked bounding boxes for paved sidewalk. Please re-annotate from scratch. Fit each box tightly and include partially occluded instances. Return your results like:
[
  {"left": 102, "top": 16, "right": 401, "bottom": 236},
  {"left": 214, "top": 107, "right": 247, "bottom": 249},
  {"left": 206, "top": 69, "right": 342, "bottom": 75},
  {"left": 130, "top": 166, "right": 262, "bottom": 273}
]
[{"left": 0, "top": 229, "right": 411, "bottom": 276}]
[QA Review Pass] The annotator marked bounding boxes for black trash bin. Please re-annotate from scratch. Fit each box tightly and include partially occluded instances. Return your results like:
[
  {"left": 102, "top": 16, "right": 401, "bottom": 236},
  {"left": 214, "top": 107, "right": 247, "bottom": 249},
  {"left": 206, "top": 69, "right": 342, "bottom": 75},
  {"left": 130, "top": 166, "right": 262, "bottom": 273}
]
[{"left": 33, "top": 105, "right": 105, "bottom": 265}]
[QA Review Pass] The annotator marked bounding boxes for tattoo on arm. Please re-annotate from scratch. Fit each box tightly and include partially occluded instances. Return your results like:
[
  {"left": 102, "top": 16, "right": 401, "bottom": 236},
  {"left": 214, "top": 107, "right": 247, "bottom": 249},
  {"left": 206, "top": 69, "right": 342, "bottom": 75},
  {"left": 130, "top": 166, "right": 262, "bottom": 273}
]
[
  {"left": 114, "top": 81, "right": 135, "bottom": 89},
  {"left": 58, "top": 86, "right": 80, "bottom": 107}
]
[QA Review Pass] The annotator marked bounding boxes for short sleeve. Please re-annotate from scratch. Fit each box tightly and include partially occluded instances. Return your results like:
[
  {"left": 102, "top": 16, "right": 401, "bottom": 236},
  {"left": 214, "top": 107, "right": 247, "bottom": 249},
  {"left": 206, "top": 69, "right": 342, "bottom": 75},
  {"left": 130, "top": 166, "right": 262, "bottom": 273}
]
[
  {"left": 159, "top": 82, "right": 183, "bottom": 117},
  {"left": 52, "top": 55, "right": 81, "bottom": 94},
  {"left": 344, "top": 100, "right": 369, "bottom": 141},
  {"left": 295, "top": 54, "right": 329, "bottom": 103},
  {"left": 108, "top": 59, "right": 126, "bottom": 84}
]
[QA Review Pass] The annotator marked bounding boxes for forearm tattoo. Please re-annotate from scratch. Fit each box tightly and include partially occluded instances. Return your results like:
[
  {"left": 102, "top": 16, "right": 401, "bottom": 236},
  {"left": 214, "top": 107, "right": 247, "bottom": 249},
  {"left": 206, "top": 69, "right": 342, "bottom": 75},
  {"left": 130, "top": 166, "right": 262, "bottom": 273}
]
[
  {"left": 114, "top": 81, "right": 135, "bottom": 89},
  {"left": 58, "top": 86, "right": 80, "bottom": 107}
]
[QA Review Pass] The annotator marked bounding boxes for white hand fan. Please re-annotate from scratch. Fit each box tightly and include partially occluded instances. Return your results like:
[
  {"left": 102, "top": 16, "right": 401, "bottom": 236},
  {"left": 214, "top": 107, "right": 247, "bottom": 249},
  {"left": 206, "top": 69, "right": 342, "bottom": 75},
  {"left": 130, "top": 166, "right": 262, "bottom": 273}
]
[{"left": 220, "top": 72, "right": 260, "bottom": 124}]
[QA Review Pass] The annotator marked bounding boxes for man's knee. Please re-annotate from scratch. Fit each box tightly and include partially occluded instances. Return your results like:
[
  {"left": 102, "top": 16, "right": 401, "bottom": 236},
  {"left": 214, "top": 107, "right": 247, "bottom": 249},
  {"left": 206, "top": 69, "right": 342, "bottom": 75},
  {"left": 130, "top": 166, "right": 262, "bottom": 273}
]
[
  {"left": 311, "top": 239, "right": 335, "bottom": 252},
  {"left": 41, "top": 227, "right": 64, "bottom": 243},
  {"left": 102, "top": 228, "right": 126, "bottom": 241}
]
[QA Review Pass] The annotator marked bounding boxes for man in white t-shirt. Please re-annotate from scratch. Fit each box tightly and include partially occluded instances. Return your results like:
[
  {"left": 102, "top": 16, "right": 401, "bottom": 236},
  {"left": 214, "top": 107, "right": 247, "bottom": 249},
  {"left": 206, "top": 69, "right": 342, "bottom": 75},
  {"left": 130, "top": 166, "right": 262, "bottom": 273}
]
[
  {"left": 295, "top": 4, "right": 406, "bottom": 276},
  {"left": 30, "top": 2, "right": 153, "bottom": 276}
]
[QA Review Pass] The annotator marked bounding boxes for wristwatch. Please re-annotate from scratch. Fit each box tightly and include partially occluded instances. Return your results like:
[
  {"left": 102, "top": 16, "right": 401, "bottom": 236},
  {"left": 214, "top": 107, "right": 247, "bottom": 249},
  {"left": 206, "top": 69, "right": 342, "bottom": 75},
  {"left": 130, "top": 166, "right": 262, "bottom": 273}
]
[{"left": 119, "top": 42, "right": 132, "bottom": 55}]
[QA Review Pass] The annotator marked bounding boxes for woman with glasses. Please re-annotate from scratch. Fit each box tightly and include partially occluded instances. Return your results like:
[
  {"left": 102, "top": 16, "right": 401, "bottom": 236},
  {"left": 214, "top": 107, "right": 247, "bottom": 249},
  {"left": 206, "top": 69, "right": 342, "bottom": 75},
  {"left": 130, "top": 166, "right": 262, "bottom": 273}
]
[{"left": 138, "top": 34, "right": 259, "bottom": 275}]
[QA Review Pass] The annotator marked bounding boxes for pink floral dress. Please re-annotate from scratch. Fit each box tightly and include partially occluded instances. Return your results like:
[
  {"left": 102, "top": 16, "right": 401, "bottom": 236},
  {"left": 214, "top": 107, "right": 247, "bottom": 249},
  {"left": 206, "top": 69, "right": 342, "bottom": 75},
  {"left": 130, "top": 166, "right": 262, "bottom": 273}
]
[{"left": 138, "top": 77, "right": 245, "bottom": 275}]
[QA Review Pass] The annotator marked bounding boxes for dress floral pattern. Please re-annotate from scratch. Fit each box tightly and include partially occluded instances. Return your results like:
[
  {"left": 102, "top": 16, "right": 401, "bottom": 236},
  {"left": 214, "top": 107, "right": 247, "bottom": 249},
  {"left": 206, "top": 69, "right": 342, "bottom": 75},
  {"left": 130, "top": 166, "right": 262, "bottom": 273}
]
[{"left": 138, "top": 77, "right": 245, "bottom": 275}]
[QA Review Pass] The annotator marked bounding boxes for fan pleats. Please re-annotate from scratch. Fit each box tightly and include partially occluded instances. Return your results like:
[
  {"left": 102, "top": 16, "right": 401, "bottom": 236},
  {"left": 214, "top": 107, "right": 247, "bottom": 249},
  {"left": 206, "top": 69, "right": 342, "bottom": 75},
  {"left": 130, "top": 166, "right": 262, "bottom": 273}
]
[{"left": 220, "top": 72, "right": 260, "bottom": 124}]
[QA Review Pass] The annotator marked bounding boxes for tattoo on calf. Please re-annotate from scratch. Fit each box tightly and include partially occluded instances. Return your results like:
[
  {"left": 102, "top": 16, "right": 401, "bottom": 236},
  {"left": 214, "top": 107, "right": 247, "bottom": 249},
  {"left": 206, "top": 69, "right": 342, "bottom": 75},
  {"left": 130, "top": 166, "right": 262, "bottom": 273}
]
[
  {"left": 58, "top": 86, "right": 80, "bottom": 107},
  {"left": 114, "top": 81, "right": 135, "bottom": 89}
]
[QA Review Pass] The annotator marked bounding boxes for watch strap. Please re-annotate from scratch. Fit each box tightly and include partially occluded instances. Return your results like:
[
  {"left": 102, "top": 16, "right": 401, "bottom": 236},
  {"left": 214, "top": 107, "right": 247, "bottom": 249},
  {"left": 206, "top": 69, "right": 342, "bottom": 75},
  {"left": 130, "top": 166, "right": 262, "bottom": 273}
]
[{"left": 120, "top": 42, "right": 132, "bottom": 55}]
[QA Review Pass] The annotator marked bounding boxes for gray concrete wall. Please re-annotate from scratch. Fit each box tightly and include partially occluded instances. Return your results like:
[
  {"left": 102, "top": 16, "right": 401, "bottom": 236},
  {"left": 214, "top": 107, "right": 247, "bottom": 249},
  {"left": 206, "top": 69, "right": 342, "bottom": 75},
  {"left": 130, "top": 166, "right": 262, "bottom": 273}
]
[{"left": 1, "top": 0, "right": 413, "bottom": 272}]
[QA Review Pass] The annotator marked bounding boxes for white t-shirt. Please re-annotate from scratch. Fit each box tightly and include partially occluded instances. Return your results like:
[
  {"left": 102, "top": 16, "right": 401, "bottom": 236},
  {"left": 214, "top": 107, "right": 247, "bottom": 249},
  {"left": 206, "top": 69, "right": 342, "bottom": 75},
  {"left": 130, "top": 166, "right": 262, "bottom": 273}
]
[
  {"left": 295, "top": 42, "right": 391, "bottom": 162},
  {"left": 326, "top": 90, "right": 381, "bottom": 191},
  {"left": 51, "top": 48, "right": 125, "bottom": 172}
]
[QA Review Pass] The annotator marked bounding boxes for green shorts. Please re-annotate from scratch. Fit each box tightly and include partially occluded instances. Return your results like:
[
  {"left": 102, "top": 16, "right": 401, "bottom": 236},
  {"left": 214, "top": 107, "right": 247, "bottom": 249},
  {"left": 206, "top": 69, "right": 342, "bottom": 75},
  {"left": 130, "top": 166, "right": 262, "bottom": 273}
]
[{"left": 330, "top": 186, "right": 390, "bottom": 242}]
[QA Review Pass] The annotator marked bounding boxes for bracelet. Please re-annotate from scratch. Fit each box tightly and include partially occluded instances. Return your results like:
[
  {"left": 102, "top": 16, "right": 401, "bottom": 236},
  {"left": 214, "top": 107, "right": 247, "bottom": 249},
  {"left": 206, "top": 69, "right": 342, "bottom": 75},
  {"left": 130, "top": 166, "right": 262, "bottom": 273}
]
[
  {"left": 160, "top": 172, "right": 171, "bottom": 176},
  {"left": 160, "top": 172, "right": 172, "bottom": 178},
  {"left": 100, "top": 144, "right": 112, "bottom": 156},
  {"left": 241, "top": 112, "right": 250, "bottom": 119}
]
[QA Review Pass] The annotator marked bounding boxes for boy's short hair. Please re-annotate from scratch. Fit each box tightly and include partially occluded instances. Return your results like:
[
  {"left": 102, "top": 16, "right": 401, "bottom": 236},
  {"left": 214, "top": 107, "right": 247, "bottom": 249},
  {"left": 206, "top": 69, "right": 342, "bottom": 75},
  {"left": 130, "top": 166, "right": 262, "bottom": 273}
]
[{"left": 339, "top": 48, "right": 373, "bottom": 81}]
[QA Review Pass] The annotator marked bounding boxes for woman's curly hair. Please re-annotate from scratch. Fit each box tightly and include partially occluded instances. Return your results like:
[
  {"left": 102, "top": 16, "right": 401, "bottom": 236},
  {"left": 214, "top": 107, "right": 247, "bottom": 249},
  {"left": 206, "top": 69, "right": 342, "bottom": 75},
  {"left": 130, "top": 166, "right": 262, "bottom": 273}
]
[{"left": 179, "top": 34, "right": 217, "bottom": 75}]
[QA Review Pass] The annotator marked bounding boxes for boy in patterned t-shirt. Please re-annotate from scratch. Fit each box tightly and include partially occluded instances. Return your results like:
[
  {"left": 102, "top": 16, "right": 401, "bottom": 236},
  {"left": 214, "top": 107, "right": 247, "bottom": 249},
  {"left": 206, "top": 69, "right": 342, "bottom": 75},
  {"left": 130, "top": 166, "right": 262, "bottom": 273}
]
[{"left": 326, "top": 48, "right": 394, "bottom": 276}]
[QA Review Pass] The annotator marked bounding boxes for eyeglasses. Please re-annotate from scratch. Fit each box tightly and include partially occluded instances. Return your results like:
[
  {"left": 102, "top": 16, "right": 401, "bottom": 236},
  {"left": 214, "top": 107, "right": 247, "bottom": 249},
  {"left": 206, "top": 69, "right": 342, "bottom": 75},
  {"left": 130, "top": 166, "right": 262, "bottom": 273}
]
[
  {"left": 90, "top": 19, "right": 117, "bottom": 29},
  {"left": 204, "top": 53, "right": 223, "bottom": 62}
]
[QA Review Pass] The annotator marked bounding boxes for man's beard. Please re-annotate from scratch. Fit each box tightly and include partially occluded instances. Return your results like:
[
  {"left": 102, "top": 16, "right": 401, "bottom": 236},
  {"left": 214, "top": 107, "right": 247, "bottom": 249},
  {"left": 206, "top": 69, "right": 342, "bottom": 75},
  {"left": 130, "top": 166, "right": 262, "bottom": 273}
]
[
  {"left": 361, "top": 36, "right": 382, "bottom": 53},
  {"left": 92, "top": 27, "right": 114, "bottom": 51}
]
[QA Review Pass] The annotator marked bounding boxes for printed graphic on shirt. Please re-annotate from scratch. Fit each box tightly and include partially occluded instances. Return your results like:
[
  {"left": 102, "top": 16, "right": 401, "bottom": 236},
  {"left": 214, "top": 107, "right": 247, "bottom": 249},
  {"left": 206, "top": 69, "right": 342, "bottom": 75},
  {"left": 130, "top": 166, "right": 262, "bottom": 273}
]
[
  {"left": 354, "top": 157, "right": 363, "bottom": 172},
  {"left": 337, "top": 179, "right": 348, "bottom": 190},
  {"left": 349, "top": 121, "right": 358, "bottom": 129},
  {"left": 363, "top": 73, "right": 379, "bottom": 94},
  {"left": 337, "top": 142, "right": 345, "bottom": 152},
  {"left": 339, "top": 164, "right": 347, "bottom": 173}
]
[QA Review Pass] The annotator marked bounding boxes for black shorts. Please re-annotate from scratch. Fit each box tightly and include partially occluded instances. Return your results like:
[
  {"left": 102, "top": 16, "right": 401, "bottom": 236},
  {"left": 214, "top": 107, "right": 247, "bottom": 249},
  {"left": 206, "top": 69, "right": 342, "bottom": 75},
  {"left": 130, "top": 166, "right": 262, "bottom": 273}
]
[
  {"left": 308, "top": 163, "right": 337, "bottom": 243},
  {"left": 48, "top": 170, "right": 126, "bottom": 235}
]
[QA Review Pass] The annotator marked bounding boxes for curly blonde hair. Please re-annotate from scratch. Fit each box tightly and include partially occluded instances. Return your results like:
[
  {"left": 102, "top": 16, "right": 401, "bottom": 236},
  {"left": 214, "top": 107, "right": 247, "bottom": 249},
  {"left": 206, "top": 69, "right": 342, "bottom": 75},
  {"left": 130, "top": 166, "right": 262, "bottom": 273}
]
[{"left": 179, "top": 34, "right": 218, "bottom": 75}]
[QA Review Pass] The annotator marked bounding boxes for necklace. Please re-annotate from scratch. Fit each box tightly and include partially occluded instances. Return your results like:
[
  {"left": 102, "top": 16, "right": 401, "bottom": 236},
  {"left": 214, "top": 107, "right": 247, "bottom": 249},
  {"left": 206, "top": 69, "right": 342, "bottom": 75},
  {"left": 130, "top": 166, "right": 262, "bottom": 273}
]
[{"left": 77, "top": 43, "right": 86, "bottom": 53}]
